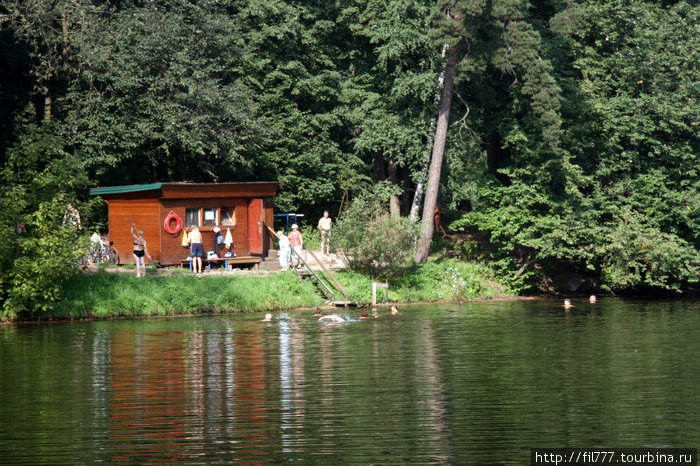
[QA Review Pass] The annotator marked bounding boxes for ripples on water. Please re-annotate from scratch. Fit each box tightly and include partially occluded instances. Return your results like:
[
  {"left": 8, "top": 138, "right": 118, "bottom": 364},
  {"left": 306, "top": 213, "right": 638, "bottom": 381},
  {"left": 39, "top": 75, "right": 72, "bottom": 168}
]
[{"left": 1, "top": 298, "right": 699, "bottom": 464}]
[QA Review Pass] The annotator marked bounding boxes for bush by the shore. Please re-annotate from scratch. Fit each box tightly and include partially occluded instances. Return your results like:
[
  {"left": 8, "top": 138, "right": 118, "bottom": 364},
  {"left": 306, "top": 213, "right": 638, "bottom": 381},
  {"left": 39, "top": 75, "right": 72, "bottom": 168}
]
[{"left": 335, "top": 258, "right": 510, "bottom": 304}]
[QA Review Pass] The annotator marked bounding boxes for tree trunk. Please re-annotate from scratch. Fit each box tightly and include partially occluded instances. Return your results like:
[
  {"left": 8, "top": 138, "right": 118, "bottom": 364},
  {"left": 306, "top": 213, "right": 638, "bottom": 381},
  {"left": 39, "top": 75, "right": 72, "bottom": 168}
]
[
  {"left": 415, "top": 45, "right": 458, "bottom": 263},
  {"left": 400, "top": 165, "right": 412, "bottom": 216},
  {"left": 62, "top": 8, "right": 69, "bottom": 56},
  {"left": 371, "top": 152, "right": 386, "bottom": 182},
  {"left": 410, "top": 45, "right": 448, "bottom": 220},
  {"left": 44, "top": 93, "right": 52, "bottom": 122},
  {"left": 388, "top": 158, "right": 400, "bottom": 218}
]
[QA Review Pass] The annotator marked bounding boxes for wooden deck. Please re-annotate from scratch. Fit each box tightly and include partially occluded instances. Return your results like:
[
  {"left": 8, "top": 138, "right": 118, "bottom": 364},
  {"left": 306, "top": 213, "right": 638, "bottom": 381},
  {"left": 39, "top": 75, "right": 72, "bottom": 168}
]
[
  {"left": 180, "top": 255, "right": 261, "bottom": 271},
  {"left": 330, "top": 300, "right": 364, "bottom": 308}
]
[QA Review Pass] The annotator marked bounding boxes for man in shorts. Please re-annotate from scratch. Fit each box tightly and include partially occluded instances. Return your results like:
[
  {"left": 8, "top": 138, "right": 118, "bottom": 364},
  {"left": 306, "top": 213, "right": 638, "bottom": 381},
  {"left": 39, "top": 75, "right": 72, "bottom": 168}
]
[{"left": 188, "top": 225, "right": 204, "bottom": 274}]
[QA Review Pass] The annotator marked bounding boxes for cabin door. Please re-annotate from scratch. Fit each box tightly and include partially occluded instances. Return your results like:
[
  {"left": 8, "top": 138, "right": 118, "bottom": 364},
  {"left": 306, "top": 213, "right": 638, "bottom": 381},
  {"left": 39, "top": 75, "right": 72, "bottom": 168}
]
[{"left": 247, "top": 198, "right": 263, "bottom": 254}]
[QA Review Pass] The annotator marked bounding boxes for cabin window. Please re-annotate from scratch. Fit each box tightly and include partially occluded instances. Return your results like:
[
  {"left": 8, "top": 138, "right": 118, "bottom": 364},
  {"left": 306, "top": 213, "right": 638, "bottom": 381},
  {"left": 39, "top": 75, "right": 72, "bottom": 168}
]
[
  {"left": 221, "top": 207, "right": 236, "bottom": 226},
  {"left": 203, "top": 208, "right": 218, "bottom": 226},
  {"left": 185, "top": 208, "right": 200, "bottom": 227}
]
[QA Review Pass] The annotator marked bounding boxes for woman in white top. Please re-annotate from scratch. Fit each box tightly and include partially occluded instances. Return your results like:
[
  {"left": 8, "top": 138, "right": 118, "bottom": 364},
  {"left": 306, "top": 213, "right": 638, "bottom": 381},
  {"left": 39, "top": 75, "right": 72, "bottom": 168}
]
[{"left": 277, "top": 230, "right": 290, "bottom": 269}]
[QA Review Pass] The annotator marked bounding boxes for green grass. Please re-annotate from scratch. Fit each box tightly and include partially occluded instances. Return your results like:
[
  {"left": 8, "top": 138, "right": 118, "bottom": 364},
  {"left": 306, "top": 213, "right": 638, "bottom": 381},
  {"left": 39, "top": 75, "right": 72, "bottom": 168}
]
[
  {"left": 33, "top": 257, "right": 511, "bottom": 322},
  {"left": 334, "top": 258, "right": 512, "bottom": 304},
  {"left": 55, "top": 270, "right": 324, "bottom": 319}
]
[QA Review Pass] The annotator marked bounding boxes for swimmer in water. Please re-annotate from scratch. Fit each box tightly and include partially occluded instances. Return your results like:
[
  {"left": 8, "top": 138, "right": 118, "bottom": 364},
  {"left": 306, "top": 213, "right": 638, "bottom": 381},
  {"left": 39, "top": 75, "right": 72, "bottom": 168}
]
[
  {"left": 261, "top": 313, "right": 273, "bottom": 321},
  {"left": 564, "top": 299, "right": 572, "bottom": 309},
  {"left": 589, "top": 295, "right": 597, "bottom": 303},
  {"left": 318, "top": 314, "right": 345, "bottom": 323},
  {"left": 314, "top": 308, "right": 323, "bottom": 317},
  {"left": 360, "top": 310, "right": 369, "bottom": 319},
  {"left": 391, "top": 305, "right": 399, "bottom": 315}
]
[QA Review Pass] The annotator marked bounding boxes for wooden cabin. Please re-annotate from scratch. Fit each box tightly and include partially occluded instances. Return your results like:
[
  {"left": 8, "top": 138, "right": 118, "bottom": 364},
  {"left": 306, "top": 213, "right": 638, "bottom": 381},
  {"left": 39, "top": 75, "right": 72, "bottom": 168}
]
[{"left": 90, "top": 182, "right": 278, "bottom": 266}]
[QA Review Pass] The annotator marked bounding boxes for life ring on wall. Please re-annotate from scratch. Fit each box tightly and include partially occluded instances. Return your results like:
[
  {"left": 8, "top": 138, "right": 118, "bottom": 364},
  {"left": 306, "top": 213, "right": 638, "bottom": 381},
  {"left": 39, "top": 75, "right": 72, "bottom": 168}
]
[{"left": 163, "top": 211, "right": 183, "bottom": 236}]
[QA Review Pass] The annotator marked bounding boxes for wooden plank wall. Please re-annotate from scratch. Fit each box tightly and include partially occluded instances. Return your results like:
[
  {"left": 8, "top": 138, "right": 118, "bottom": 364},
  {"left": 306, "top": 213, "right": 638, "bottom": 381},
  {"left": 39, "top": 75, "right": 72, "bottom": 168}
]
[
  {"left": 159, "top": 198, "right": 250, "bottom": 266},
  {"left": 107, "top": 199, "right": 161, "bottom": 264},
  {"left": 264, "top": 201, "right": 275, "bottom": 252}
]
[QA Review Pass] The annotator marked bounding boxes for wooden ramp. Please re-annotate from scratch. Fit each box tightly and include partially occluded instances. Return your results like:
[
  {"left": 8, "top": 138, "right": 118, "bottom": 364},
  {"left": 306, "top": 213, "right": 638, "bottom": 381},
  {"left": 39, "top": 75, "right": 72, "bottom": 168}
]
[{"left": 283, "top": 244, "right": 365, "bottom": 307}]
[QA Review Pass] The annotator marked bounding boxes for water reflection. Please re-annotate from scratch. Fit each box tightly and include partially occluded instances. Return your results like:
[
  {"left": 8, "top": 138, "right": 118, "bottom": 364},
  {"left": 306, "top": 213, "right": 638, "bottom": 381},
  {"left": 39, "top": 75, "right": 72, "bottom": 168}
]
[
  {"left": 0, "top": 299, "right": 699, "bottom": 463},
  {"left": 110, "top": 330, "right": 188, "bottom": 462}
]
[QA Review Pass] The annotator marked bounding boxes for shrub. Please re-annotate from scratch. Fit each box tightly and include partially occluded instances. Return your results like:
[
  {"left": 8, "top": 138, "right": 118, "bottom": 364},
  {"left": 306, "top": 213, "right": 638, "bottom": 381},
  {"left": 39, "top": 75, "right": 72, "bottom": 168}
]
[
  {"left": 333, "top": 183, "right": 419, "bottom": 279},
  {"left": 2, "top": 198, "right": 86, "bottom": 320}
]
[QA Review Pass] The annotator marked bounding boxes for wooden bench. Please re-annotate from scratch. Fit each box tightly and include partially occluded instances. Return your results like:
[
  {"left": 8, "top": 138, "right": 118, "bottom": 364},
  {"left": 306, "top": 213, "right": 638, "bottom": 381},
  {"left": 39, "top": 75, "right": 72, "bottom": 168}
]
[{"left": 180, "top": 256, "right": 261, "bottom": 272}]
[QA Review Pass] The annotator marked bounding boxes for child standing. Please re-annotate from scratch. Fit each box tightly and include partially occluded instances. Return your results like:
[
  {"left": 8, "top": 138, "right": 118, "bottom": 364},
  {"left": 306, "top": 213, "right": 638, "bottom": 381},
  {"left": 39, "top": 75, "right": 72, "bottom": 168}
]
[{"left": 277, "top": 230, "right": 290, "bottom": 270}]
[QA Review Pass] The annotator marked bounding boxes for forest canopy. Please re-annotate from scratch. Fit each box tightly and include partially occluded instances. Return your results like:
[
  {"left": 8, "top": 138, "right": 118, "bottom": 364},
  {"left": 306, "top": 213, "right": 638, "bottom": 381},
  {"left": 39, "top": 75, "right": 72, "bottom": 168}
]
[{"left": 1, "top": 0, "right": 698, "bottom": 315}]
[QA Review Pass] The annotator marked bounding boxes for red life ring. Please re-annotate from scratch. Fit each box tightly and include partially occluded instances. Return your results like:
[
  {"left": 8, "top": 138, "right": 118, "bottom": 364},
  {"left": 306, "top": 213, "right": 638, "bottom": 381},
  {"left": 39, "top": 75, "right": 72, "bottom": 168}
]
[{"left": 163, "top": 212, "right": 182, "bottom": 236}]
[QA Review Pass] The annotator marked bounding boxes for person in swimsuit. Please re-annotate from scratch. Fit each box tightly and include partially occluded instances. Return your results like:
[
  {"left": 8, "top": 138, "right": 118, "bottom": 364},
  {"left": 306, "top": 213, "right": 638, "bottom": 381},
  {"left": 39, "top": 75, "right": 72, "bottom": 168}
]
[
  {"left": 188, "top": 225, "right": 204, "bottom": 274},
  {"left": 317, "top": 210, "right": 332, "bottom": 255},
  {"left": 434, "top": 204, "right": 447, "bottom": 237},
  {"left": 131, "top": 225, "right": 152, "bottom": 278},
  {"left": 318, "top": 314, "right": 345, "bottom": 323}
]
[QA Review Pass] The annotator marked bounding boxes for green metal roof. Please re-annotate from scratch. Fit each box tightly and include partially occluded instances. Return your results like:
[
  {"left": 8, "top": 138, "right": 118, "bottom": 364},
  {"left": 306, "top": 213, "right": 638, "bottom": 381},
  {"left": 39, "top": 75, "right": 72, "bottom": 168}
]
[{"left": 90, "top": 183, "right": 163, "bottom": 196}]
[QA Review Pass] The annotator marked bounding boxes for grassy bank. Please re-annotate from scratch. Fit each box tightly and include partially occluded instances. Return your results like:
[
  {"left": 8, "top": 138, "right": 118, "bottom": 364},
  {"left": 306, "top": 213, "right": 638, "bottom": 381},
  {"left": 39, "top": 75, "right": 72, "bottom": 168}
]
[
  {"left": 54, "top": 270, "right": 325, "bottom": 320},
  {"left": 335, "top": 258, "right": 511, "bottom": 304},
  {"left": 17, "top": 258, "right": 511, "bottom": 321}
]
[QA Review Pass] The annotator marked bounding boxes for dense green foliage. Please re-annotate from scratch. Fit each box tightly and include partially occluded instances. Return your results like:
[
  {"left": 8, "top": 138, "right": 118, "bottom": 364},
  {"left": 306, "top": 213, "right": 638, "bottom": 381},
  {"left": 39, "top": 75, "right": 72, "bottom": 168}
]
[
  {"left": 0, "top": 123, "right": 93, "bottom": 320},
  {"left": 1, "top": 0, "right": 697, "bottom": 318},
  {"left": 447, "top": 0, "right": 699, "bottom": 293}
]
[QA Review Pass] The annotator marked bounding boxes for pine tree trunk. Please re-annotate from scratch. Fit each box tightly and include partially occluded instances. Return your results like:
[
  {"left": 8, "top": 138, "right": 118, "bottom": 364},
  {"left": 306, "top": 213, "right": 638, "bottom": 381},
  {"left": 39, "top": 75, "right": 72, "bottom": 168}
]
[
  {"left": 388, "top": 158, "right": 401, "bottom": 218},
  {"left": 400, "top": 165, "right": 412, "bottom": 216},
  {"left": 44, "top": 93, "right": 52, "bottom": 122},
  {"left": 415, "top": 44, "right": 458, "bottom": 263},
  {"left": 409, "top": 45, "right": 448, "bottom": 220},
  {"left": 372, "top": 152, "right": 386, "bottom": 182},
  {"left": 62, "top": 8, "right": 69, "bottom": 56}
]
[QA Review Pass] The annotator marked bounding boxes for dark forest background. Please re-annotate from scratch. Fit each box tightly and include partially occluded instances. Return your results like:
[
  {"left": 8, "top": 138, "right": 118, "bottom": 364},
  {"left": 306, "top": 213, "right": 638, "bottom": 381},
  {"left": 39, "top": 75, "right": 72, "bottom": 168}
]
[{"left": 1, "top": 0, "right": 698, "bottom": 315}]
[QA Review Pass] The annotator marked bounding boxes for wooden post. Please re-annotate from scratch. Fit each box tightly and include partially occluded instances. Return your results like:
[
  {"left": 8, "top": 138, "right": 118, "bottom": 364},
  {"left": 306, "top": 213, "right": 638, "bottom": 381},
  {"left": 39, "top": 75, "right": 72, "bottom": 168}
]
[{"left": 372, "top": 282, "right": 388, "bottom": 305}]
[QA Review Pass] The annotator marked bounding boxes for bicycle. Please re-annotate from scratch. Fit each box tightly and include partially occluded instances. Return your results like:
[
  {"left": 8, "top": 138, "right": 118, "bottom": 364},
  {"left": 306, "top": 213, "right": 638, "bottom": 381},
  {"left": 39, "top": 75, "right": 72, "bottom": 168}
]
[
  {"left": 97, "top": 239, "right": 119, "bottom": 265},
  {"left": 85, "top": 237, "right": 120, "bottom": 265}
]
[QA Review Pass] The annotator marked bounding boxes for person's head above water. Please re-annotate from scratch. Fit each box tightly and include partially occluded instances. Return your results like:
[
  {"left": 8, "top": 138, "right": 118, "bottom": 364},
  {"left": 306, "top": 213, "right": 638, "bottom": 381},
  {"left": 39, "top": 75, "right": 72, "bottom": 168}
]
[{"left": 360, "top": 310, "right": 369, "bottom": 319}]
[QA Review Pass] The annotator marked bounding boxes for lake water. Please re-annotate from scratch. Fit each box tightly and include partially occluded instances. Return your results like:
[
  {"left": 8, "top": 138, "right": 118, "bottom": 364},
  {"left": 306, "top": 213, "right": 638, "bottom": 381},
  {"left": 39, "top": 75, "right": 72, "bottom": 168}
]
[{"left": 1, "top": 298, "right": 699, "bottom": 464}]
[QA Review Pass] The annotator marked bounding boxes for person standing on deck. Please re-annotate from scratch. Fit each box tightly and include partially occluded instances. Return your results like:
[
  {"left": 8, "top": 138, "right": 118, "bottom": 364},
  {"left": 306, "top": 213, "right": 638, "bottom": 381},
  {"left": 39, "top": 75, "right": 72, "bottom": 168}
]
[
  {"left": 277, "top": 230, "right": 290, "bottom": 270},
  {"left": 288, "top": 224, "right": 303, "bottom": 268},
  {"left": 317, "top": 210, "right": 332, "bottom": 255},
  {"left": 188, "top": 225, "right": 204, "bottom": 274},
  {"left": 131, "top": 226, "right": 152, "bottom": 278}
]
